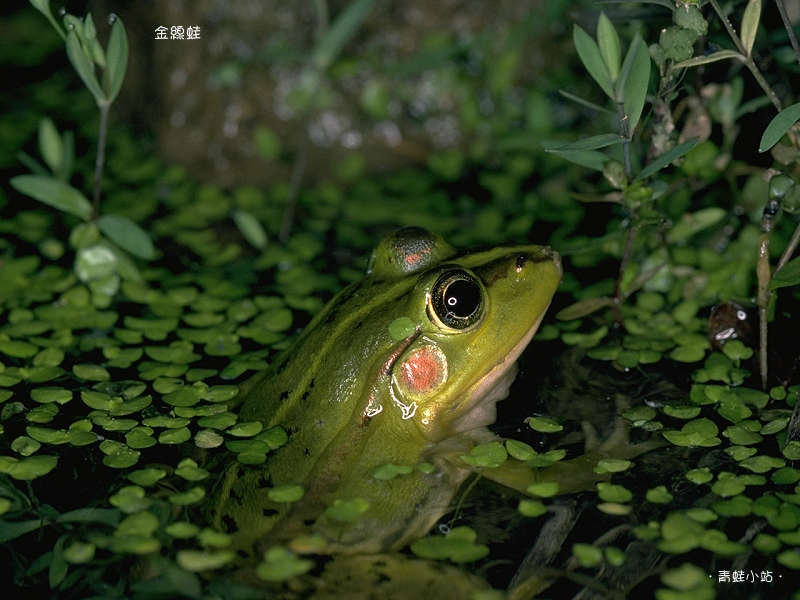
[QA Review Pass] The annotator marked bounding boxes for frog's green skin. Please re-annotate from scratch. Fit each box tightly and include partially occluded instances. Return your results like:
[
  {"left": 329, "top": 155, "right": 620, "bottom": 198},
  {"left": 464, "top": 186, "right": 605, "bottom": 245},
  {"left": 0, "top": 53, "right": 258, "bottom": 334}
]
[{"left": 215, "top": 227, "right": 561, "bottom": 557}]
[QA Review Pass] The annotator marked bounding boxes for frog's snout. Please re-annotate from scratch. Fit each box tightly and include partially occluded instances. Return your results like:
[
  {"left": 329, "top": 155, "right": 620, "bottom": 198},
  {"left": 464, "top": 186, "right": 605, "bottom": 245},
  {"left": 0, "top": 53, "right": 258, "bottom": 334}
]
[{"left": 514, "top": 247, "right": 562, "bottom": 277}]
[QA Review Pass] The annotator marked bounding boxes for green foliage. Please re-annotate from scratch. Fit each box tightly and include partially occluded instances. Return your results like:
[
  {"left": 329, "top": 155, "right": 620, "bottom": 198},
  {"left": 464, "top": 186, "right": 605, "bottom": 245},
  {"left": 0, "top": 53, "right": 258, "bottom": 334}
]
[{"left": 2, "top": 1, "right": 800, "bottom": 598}]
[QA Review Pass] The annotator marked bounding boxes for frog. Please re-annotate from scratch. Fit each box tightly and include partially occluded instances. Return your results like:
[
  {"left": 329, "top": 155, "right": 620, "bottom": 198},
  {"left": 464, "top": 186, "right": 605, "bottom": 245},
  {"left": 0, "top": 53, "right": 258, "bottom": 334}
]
[{"left": 212, "top": 226, "right": 653, "bottom": 566}]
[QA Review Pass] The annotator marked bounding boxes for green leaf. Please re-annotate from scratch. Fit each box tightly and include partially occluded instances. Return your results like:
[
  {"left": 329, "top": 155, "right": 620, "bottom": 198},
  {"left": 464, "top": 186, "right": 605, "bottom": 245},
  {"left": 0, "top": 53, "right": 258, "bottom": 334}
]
[
  {"left": 57, "top": 508, "right": 121, "bottom": 526},
  {"left": 546, "top": 149, "right": 608, "bottom": 171},
  {"left": 621, "top": 35, "right": 650, "bottom": 134},
  {"left": 544, "top": 133, "right": 623, "bottom": 152},
  {"left": 232, "top": 209, "right": 268, "bottom": 250},
  {"left": 65, "top": 30, "right": 105, "bottom": 103},
  {"left": 388, "top": 317, "right": 416, "bottom": 341},
  {"left": 573, "top": 24, "right": 614, "bottom": 99},
  {"left": 556, "top": 296, "right": 614, "bottom": 320},
  {"left": 672, "top": 50, "right": 742, "bottom": 69},
  {"left": 740, "top": 0, "right": 761, "bottom": 56},
  {"left": 49, "top": 535, "right": 68, "bottom": 588},
  {"left": 29, "top": 0, "right": 65, "bottom": 40},
  {"left": 268, "top": 484, "right": 305, "bottom": 502},
  {"left": 771, "top": 256, "right": 800, "bottom": 290},
  {"left": 0, "top": 519, "right": 46, "bottom": 543},
  {"left": 177, "top": 550, "right": 235, "bottom": 572},
  {"left": 38, "top": 118, "right": 63, "bottom": 173},
  {"left": 97, "top": 215, "right": 155, "bottom": 259},
  {"left": 597, "top": 13, "right": 621, "bottom": 81},
  {"left": 324, "top": 498, "right": 369, "bottom": 523},
  {"left": 105, "top": 19, "right": 128, "bottom": 102},
  {"left": 310, "top": 0, "right": 376, "bottom": 72},
  {"left": 10, "top": 175, "right": 91, "bottom": 220},
  {"left": 760, "top": 102, "right": 800, "bottom": 153},
  {"left": 636, "top": 139, "right": 700, "bottom": 180}
]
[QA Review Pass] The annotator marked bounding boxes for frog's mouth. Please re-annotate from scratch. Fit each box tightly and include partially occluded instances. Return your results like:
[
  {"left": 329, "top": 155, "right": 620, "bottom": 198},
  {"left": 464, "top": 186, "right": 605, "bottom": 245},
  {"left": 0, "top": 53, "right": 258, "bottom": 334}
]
[{"left": 447, "top": 310, "right": 548, "bottom": 435}]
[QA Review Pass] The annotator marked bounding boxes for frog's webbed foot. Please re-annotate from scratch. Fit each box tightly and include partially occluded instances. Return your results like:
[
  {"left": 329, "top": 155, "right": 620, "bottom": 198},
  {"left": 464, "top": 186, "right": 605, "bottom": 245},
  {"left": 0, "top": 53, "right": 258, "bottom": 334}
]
[
  {"left": 581, "top": 411, "right": 664, "bottom": 461},
  {"left": 475, "top": 401, "right": 664, "bottom": 496}
]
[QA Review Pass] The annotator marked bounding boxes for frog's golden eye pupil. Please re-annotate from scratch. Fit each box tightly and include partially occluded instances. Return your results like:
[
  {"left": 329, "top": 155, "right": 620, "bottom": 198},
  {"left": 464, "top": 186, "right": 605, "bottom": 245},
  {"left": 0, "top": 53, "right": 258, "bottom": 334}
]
[{"left": 431, "top": 270, "right": 484, "bottom": 330}]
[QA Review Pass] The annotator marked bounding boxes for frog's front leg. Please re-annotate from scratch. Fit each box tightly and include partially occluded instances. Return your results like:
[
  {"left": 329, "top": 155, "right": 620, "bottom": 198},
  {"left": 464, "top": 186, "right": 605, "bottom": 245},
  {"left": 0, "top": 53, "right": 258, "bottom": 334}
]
[{"left": 475, "top": 414, "right": 665, "bottom": 496}]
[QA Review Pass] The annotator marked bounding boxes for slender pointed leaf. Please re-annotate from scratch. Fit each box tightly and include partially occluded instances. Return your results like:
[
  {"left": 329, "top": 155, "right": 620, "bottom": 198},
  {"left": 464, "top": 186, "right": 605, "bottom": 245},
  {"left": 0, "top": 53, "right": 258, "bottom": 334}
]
[
  {"left": 38, "top": 118, "right": 63, "bottom": 174},
  {"left": 65, "top": 30, "right": 105, "bottom": 103},
  {"left": 597, "top": 13, "right": 621, "bottom": 81},
  {"left": 97, "top": 215, "right": 155, "bottom": 260},
  {"left": 635, "top": 139, "right": 699, "bottom": 180},
  {"left": 0, "top": 519, "right": 46, "bottom": 543},
  {"left": 17, "top": 151, "right": 49, "bottom": 177},
  {"left": 672, "top": 50, "right": 742, "bottom": 69},
  {"left": 622, "top": 35, "right": 650, "bottom": 134},
  {"left": 740, "top": 0, "right": 761, "bottom": 56},
  {"left": 544, "top": 133, "right": 623, "bottom": 152},
  {"left": 311, "top": 0, "right": 376, "bottom": 72},
  {"left": 10, "top": 175, "right": 91, "bottom": 220},
  {"left": 105, "top": 19, "right": 128, "bottom": 102},
  {"left": 59, "top": 130, "right": 75, "bottom": 180},
  {"left": 49, "top": 535, "right": 68, "bottom": 588},
  {"left": 759, "top": 102, "right": 800, "bottom": 153},
  {"left": 558, "top": 90, "right": 615, "bottom": 114},
  {"left": 83, "top": 13, "right": 96, "bottom": 39},
  {"left": 573, "top": 24, "right": 614, "bottom": 99},
  {"left": 546, "top": 149, "right": 609, "bottom": 171},
  {"left": 29, "top": 0, "right": 65, "bottom": 39}
]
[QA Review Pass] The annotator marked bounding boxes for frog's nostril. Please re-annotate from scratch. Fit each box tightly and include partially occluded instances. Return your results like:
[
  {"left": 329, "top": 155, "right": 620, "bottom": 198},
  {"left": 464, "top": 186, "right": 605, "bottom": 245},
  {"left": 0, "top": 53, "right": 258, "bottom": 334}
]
[{"left": 515, "top": 254, "right": 528, "bottom": 272}]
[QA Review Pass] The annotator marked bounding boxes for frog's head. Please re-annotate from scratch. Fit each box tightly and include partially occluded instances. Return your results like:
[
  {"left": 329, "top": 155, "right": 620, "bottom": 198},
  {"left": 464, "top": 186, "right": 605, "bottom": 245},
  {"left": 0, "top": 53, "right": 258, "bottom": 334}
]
[{"left": 370, "top": 227, "right": 562, "bottom": 441}]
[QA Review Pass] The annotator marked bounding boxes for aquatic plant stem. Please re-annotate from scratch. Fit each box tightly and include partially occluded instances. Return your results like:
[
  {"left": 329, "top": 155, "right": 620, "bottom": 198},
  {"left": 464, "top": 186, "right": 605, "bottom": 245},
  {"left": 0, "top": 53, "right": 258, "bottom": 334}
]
[
  {"left": 91, "top": 100, "right": 110, "bottom": 221},
  {"left": 279, "top": 135, "right": 308, "bottom": 243},
  {"left": 612, "top": 225, "right": 636, "bottom": 324},
  {"left": 774, "top": 0, "right": 800, "bottom": 66}
]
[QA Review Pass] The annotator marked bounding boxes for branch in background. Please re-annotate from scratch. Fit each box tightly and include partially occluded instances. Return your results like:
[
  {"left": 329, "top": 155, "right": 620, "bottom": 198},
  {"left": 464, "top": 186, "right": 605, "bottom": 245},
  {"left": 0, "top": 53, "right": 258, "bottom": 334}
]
[{"left": 774, "top": 0, "right": 800, "bottom": 66}]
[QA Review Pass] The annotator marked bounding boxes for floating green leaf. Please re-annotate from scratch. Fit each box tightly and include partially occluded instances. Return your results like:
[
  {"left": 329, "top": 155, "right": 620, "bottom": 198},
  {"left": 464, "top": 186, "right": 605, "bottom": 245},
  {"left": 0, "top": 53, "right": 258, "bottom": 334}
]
[
  {"left": 256, "top": 547, "right": 314, "bottom": 581},
  {"left": 411, "top": 526, "right": 489, "bottom": 563}
]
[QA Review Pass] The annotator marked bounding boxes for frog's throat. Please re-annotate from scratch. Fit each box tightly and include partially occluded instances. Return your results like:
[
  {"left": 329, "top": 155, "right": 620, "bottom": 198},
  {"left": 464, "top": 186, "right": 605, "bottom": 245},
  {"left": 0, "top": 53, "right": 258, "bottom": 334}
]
[{"left": 447, "top": 308, "right": 549, "bottom": 435}]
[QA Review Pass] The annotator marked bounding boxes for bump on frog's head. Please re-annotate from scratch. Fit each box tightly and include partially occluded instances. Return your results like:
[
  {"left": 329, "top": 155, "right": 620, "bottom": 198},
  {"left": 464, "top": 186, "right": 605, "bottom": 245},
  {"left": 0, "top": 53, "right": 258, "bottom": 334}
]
[{"left": 367, "top": 227, "right": 456, "bottom": 278}]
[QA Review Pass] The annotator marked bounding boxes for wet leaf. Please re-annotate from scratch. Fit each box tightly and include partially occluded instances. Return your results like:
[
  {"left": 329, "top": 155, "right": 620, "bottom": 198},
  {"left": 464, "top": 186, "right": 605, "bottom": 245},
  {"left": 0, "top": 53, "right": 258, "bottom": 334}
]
[
  {"left": 177, "top": 550, "right": 235, "bottom": 572},
  {"left": 268, "top": 485, "right": 305, "bottom": 503},
  {"left": 256, "top": 547, "right": 313, "bottom": 581}
]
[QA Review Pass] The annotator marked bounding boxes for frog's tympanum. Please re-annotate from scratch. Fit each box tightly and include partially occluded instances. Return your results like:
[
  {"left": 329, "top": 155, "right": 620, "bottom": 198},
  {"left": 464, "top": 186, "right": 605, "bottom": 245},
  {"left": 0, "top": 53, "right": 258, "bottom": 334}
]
[{"left": 214, "top": 227, "right": 562, "bottom": 558}]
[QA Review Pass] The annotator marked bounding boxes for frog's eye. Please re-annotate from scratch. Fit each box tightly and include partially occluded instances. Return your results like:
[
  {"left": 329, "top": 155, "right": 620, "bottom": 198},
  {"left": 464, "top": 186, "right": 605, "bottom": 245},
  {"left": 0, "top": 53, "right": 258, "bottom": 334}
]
[{"left": 428, "top": 270, "right": 485, "bottom": 330}]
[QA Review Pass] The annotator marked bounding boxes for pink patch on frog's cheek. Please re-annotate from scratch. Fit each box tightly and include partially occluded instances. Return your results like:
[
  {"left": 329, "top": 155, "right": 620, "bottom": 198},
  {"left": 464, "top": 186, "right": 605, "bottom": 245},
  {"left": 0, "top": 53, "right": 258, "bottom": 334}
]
[{"left": 397, "top": 346, "right": 447, "bottom": 394}]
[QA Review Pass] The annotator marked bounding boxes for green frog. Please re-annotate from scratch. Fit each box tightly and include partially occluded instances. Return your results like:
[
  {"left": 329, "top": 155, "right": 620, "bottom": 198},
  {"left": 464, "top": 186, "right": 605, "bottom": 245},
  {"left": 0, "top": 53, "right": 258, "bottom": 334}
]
[{"left": 213, "top": 227, "right": 643, "bottom": 564}]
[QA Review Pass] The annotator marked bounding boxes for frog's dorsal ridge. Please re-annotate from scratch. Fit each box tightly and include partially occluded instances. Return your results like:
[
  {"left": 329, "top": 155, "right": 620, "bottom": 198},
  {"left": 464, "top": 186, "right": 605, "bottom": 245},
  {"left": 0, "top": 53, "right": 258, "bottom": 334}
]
[{"left": 367, "top": 227, "right": 456, "bottom": 278}]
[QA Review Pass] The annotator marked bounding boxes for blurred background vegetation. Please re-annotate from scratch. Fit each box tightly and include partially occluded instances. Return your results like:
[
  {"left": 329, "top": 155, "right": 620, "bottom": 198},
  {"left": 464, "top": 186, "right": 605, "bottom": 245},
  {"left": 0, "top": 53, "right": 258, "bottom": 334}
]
[{"left": 2, "top": 0, "right": 800, "bottom": 598}]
